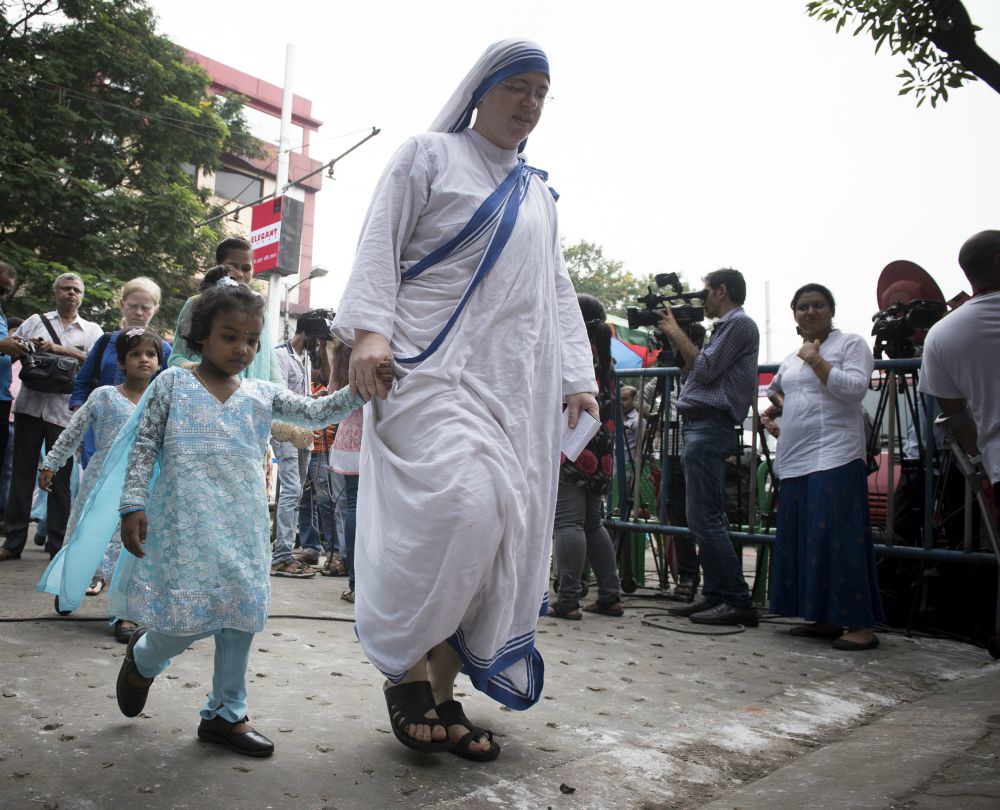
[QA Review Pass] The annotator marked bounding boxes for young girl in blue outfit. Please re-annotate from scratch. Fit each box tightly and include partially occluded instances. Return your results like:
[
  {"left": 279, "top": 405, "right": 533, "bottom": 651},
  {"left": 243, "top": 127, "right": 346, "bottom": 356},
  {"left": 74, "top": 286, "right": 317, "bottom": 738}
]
[
  {"left": 36, "top": 328, "right": 162, "bottom": 642},
  {"left": 112, "top": 281, "right": 391, "bottom": 757}
]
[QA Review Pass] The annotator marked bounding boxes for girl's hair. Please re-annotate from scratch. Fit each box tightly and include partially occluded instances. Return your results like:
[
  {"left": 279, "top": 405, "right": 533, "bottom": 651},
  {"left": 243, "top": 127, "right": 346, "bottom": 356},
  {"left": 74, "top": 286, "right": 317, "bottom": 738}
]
[
  {"left": 184, "top": 282, "right": 265, "bottom": 354},
  {"left": 330, "top": 340, "right": 352, "bottom": 390},
  {"left": 119, "top": 276, "right": 162, "bottom": 307},
  {"left": 199, "top": 265, "right": 233, "bottom": 291},
  {"left": 578, "top": 293, "right": 613, "bottom": 387},
  {"left": 116, "top": 327, "right": 165, "bottom": 366},
  {"left": 790, "top": 283, "right": 836, "bottom": 315}
]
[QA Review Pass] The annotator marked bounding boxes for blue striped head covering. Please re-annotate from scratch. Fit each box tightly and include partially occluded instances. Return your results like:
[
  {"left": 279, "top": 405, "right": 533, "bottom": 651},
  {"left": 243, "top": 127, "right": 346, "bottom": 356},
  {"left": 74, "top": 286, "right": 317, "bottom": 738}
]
[{"left": 429, "top": 39, "right": 550, "bottom": 152}]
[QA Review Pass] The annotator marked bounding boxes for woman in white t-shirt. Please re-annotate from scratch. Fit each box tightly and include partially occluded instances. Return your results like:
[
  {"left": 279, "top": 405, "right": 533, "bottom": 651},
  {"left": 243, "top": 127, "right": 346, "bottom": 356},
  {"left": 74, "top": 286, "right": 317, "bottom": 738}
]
[{"left": 764, "top": 284, "right": 884, "bottom": 651}]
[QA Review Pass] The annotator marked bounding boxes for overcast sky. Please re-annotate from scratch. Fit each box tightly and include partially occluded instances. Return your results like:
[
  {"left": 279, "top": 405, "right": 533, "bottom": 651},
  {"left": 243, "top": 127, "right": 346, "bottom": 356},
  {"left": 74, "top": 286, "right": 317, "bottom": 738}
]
[{"left": 152, "top": 0, "right": 1000, "bottom": 361}]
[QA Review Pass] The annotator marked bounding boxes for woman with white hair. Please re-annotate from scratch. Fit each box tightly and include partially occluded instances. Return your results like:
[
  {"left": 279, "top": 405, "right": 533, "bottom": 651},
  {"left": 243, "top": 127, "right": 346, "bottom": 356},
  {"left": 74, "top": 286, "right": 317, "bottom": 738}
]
[{"left": 333, "top": 39, "right": 596, "bottom": 760}]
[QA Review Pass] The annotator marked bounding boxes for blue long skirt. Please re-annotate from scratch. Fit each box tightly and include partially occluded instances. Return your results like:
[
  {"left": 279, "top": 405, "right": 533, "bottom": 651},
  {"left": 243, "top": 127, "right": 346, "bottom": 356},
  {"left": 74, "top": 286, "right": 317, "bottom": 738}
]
[{"left": 770, "top": 459, "right": 885, "bottom": 628}]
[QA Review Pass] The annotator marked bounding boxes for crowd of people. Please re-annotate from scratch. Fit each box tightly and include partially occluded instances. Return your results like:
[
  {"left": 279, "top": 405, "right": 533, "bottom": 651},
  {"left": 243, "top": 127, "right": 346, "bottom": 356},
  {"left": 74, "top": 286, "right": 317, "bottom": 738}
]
[{"left": 1, "top": 34, "right": 998, "bottom": 766}]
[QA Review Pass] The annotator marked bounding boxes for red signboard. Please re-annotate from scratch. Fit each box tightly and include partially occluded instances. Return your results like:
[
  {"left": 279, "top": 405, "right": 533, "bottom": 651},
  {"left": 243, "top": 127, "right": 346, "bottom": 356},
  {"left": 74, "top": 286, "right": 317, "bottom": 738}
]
[{"left": 250, "top": 198, "right": 283, "bottom": 275}]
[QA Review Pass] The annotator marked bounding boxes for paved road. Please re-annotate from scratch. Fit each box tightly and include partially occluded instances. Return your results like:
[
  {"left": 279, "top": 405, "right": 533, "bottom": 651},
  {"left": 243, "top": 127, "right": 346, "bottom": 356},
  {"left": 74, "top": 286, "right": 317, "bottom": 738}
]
[{"left": 1, "top": 542, "right": 998, "bottom": 809}]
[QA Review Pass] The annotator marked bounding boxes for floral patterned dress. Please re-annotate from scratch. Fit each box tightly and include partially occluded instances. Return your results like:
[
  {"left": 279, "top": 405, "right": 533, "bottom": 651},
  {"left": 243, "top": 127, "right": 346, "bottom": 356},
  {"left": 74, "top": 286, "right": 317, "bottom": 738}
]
[
  {"left": 110, "top": 367, "right": 361, "bottom": 635},
  {"left": 41, "top": 385, "right": 134, "bottom": 581}
]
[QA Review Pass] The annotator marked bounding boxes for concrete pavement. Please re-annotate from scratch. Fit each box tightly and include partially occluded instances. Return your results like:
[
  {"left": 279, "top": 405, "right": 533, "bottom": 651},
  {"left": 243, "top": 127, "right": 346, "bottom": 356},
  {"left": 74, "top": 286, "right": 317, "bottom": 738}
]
[{"left": 1, "top": 541, "right": 998, "bottom": 810}]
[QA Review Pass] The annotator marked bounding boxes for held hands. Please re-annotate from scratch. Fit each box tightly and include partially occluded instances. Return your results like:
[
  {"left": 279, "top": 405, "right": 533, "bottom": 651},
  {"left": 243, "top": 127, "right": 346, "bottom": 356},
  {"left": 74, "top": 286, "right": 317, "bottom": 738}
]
[
  {"left": 797, "top": 340, "right": 822, "bottom": 368},
  {"left": 121, "top": 510, "right": 148, "bottom": 558},
  {"left": 565, "top": 392, "right": 600, "bottom": 429},
  {"left": 349, "top": 331, "right": 393, "bottom": 402},
  {"left": 0, "top": 336, "right": 27, "bottom": 360},
  {"left": 37, "top": 468, "right": 54, "bottom": 492}
]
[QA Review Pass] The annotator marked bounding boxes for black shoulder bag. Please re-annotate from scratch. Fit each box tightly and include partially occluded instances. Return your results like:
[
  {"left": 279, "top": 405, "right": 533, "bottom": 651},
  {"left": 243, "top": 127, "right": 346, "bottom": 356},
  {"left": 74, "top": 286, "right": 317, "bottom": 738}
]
[{"left": 18, "top": 316, "right": 81, "bottom": 395}]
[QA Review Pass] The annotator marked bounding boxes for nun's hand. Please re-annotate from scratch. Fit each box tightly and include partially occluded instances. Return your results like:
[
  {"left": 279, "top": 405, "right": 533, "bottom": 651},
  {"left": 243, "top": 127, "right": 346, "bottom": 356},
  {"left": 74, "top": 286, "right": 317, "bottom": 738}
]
[
  {"left": 565, "top": 392, "right": 599, "bottom": 430},
  {"left": 350, "top": 330, "right": 393, "bottom": 402}
]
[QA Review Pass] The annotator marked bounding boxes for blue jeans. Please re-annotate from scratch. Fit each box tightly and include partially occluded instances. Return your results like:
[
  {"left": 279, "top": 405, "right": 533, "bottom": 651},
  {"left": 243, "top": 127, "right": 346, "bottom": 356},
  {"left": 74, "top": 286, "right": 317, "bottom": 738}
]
[
  {"left": 297, "top": 451, "right": 339, "bottom": 554},
  {"left": 133, "top": 627, "right": 254, "bottom": 722},
  {"left": 552, "top": 480, "right": 621, "bottom": 612},
  {"left": 270, "top": 439, "right": 309, "bottom": 565},
  {"left": 339, "top": 475, "right": 358, "bottom": 591},
  {"left": 681, "top": 415, "right": 752, "bottom": 608}
]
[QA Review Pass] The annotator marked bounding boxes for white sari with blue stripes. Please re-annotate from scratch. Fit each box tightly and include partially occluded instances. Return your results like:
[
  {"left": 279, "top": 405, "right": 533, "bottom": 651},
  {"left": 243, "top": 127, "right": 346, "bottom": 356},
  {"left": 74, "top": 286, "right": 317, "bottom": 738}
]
[{"left": 333, "top": 127, "right": 595, "bottom": 709}]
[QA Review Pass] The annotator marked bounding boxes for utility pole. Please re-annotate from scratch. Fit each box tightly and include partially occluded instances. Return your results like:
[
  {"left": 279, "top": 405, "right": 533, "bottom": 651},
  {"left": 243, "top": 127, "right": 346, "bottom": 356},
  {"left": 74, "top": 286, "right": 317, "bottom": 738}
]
[{"left": 265, "top": 43, "right": 295, "bottom": 347}]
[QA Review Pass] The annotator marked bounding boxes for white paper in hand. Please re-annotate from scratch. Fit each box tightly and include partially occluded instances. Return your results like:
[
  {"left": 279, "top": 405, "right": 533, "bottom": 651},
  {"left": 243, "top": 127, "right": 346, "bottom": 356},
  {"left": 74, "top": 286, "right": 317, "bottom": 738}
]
[{"left": 561, "top": 408, "right": 602, "bottom": 462}]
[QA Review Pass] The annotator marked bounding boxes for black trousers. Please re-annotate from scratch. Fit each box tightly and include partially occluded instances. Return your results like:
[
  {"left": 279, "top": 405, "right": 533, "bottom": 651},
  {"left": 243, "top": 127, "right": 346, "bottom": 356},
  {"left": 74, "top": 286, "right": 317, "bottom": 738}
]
[
  {"left": 0, "top": 400, "right": 10, "bottom": 494},
  {"left": 3, "top": 412, "right": 72, "bottom": 556}
]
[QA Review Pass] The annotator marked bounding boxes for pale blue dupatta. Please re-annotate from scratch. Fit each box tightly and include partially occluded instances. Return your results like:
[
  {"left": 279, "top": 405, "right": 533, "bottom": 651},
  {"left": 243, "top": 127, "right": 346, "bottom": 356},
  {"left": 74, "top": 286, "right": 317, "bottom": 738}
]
[{"left": 36, "top": 383, "right": 160, "bottom": 613}]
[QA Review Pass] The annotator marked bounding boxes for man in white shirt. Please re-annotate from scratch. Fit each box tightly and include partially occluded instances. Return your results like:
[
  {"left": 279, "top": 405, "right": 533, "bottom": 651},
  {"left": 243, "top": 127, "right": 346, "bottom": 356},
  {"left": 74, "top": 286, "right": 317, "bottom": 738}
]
[
  {"left": 1, "top": 273, "right": 102, "bottom": 560},
  {"left": 919, "top": 230, "right": 1000, "bottom": 522}
]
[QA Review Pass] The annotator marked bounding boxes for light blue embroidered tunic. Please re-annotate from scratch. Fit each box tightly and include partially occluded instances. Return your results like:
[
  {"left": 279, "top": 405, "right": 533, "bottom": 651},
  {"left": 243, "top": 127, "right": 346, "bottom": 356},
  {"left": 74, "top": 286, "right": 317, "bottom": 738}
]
[
  {"left": 111, "top": 367, "right": 362, "bottom": 635},
  {"left": 41, "top": 386, "right": 135, "bottom": 580}
]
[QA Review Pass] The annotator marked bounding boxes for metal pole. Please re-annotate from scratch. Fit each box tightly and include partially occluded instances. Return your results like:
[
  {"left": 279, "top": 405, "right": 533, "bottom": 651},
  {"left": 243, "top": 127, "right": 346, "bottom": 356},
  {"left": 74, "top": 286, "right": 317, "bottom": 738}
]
[
  {"left": 885, "top": 372, "right": 897, "bottom": 545},
  {"left": 764, "top": 280, "right": 772, "bottom": 363},
  {"left": 265, "top": 44, "right": 295, "bottom": 348}
]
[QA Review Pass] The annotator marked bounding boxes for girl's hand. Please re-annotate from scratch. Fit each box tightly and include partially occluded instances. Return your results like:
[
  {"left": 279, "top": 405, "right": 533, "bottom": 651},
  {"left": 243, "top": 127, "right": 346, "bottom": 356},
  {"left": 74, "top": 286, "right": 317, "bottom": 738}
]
[
  {"left": 37, "top": 469, "right": 54, "bottom": 492},
  {"left": 565, "top": 392, "right": 600, "bottom": 429},
  {"left": 349, "top": 330, "right": 392, "bottom": 402},
  {"left": 797, "top": 340, "right": 822, "bottom": 367},
  {"left": 374, "top": 359, "right": 395, "bottom": 385},
  {"left": 121, "top": 511, "right": 148, "bottom": 558},
  {"left": 762, "top": 404, "right": 782, "bottom": 420}
]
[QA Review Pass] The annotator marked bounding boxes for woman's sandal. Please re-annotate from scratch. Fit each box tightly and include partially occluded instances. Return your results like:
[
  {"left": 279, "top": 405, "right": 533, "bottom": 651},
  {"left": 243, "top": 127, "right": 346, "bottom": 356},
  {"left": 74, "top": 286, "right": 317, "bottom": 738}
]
[
  {"left": 435, "top": 699, "right": 501, "bottom": 762},
  {"left": 320, "top": 555, "right": 348, "bottom": 577},
  {"left": 85, "top": 577, "right": 104, "bottom": 596},
  {"left": 547, "top": 605, "right": 581, "bottom": 620},
  {"left": 383, "top": 681, "right": 449, "bottom": 753}
]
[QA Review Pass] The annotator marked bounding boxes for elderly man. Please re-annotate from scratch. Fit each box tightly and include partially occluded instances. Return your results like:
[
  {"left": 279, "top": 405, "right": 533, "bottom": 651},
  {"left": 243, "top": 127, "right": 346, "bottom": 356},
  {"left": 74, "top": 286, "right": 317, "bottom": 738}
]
[
  {"left": 919, "top": 230, "right": 1000, "bottom": 522},
  {"left": 0, "top": 273, "right": 102, "bottom": 561}
]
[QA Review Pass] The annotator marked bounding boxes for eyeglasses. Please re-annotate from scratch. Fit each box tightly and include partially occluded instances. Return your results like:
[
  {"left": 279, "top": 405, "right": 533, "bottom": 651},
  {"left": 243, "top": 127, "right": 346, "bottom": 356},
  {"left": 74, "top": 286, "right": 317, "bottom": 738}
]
[{"left": 497, "top": 79, "right": 553, "bottom": 106}]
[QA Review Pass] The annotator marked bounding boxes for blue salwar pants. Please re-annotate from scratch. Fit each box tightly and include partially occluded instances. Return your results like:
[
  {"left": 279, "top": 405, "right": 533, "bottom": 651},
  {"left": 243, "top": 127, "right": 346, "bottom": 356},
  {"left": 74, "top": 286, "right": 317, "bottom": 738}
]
[{"left": 133, "top": 627, "right": 254, "bottom": 722}]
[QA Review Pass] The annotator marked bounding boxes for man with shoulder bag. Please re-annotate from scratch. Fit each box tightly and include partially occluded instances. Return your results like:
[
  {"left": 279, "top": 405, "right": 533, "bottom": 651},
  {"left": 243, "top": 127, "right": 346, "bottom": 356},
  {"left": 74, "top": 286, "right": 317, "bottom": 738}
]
[{"left": 0, "top": 273, "right": 102, "bottom": 561}]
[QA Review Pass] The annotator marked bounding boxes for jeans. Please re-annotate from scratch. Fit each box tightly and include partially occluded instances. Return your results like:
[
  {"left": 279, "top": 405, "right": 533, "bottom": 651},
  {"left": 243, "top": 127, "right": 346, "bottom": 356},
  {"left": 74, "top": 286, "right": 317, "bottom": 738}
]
[
  {"left": 551, "top": 480, "right": 621, "bottom": 612},
  {"left": 270, "top": 439, "right": 310, "bottom": 565},
  {"left": 680, "top": 415, "right": 752, "bottom": 608},
  {"left": 339, "top": 474, "right": 358, "bottom": 591},
  {"left": 133, "top": 628, "right": 254, "bottom": 722},
  {"left": 297, "top": 450, "right": 339, "bottom": 554}
]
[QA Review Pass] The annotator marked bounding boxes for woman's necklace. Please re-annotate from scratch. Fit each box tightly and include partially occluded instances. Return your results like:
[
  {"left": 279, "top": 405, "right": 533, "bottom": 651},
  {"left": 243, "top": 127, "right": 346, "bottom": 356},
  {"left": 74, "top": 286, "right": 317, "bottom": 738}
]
[{"left": 192, "top": 365, "right": 238, "bottom": 404}]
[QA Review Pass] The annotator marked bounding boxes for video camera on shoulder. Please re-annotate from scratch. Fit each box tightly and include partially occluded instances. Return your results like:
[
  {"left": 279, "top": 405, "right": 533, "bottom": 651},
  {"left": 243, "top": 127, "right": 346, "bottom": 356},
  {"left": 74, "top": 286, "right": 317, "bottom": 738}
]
[
  {"left": 626, "top": 272, "right": 707, "bottom": 330},
  {"left": 298, "top": 309, "right": 335, "bottom": 343}
]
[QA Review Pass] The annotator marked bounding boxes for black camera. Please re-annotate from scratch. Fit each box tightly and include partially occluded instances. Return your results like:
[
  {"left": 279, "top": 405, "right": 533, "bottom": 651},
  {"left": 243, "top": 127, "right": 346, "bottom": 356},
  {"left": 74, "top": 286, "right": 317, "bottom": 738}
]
[
  {"left": 626, "top": 272, "right": 706, "bottom": 330},
  {"left": 871, "top": 299, "right": 946, "bottom": 359},
  {"left": 298, "top": 309, "right": 335, "bottom": 342}
]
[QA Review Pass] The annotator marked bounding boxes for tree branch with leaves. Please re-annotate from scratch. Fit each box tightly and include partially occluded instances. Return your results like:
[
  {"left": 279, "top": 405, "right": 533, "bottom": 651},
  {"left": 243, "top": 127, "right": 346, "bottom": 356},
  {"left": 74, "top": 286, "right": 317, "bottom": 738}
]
[{"left": 806, "top": 0, "right": 1000, "bottom": 106}]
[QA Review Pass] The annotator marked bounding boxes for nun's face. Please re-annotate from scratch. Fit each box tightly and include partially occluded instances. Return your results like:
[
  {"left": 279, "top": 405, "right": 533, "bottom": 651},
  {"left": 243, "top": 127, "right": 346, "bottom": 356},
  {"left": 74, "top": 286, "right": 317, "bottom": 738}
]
[{"left": 472, "top": 71, "right": 549, "bottom": 150}]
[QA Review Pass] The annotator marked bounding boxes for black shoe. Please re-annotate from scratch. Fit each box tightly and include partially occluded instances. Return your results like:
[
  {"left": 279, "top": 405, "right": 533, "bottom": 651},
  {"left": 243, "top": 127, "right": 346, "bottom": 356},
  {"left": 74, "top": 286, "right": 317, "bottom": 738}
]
[
  {"left": 198, "top": 715, "right": 274, "bottom": 757},
  {"left": 689, "top": 602, "right": 759, "bottom": 627},
  {"left": 116, "top": 628, "right": 153, "bottom": 717},
  {"left": 113, "top": 620, "right": 138, "bottom": 644},
  {"left": 667, "top": 597, "right": 721, "bottom": 617},
  {"left": 33, "top": 533, "right": 45, "bottom": 547}
]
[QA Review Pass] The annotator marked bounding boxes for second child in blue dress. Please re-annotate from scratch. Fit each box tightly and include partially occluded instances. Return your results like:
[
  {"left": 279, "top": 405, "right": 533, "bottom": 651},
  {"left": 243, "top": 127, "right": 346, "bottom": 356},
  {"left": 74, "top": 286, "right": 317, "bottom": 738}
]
[
  {"left": 38, "top": 328, "right": 162, "bottom": 642},
  {"left": 113, "top": 280, "right": 392, "bottom": 758}
]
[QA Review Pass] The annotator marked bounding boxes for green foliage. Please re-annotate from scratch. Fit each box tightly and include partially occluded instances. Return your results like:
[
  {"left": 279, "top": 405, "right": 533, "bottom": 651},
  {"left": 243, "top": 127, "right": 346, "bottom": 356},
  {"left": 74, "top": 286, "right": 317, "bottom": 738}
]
[
  {"left": 563, "top": 240, "right": 651, "bottom": 318},
  {"left": 0, "top": 0, "right": 263, "bottom": 330},
  {"left": 805, "top": 0, "right": 995, "bottom": 107}
]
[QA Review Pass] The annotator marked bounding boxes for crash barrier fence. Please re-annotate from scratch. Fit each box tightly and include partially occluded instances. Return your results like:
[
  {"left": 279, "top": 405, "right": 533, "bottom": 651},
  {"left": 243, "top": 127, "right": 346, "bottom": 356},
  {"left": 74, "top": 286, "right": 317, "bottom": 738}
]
[{"left": 607, "top": 360, "right": 998, "bottom": 603}]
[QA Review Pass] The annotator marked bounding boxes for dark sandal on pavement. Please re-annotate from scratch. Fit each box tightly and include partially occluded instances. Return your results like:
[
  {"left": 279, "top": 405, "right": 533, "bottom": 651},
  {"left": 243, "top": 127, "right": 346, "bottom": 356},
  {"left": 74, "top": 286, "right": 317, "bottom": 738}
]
[
  {"left": 581, "top": 601, "right": 624, "bottom": 617},
  {"left": 789, "top": 623, "right": 843, "bottom": 638},
  {"left": 198, "top": 714, "right": 274, "bottom": 757},
  {"left": 435, "top": 699, "right": 501, "bottom": 762},
  {"left": 383, "top": 681, "right": 449, "bottom": 753},
  {"left": 116, "top": 628, "right": 153, "bottom": 717},
  {"left": 85, "top": 577, "right": 104, "bottom": 596},
  {"left": 114, "top": 620, "right": 138, "bottom": 644},
  {"left": 547, "top": 605, "right": 581, "bottom": 620}
]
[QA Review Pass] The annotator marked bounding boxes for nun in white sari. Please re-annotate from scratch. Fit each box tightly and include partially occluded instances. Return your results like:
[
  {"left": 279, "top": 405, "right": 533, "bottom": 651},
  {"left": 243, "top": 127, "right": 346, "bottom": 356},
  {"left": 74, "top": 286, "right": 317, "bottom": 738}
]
[{"left": 332, "top": 39, "right": 597, "bottom": 760}]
